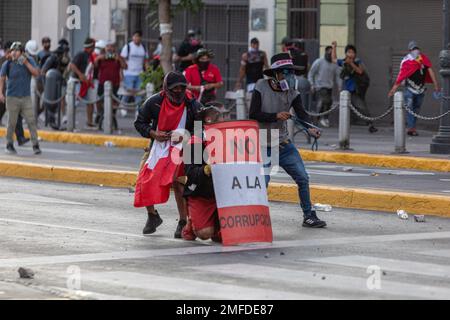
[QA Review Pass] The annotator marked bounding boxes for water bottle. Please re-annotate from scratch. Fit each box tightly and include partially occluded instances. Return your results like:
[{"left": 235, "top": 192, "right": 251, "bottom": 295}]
[
  {"left": 314, "top": 203, "right": 333, "bottom": 212},
  {"left": 397, "top": 210, "right": 409, "bottom": 220}
]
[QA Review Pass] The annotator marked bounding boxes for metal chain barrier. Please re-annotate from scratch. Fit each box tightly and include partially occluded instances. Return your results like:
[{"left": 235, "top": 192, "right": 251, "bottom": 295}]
[
  {"left": 349, "top": 103, "right": 394, "bottom": 122},
  {"left": 403, "top": 104, "right": 450, "bottom": 121},
  {"left": 76, "top": 94, "right": 104, "bottom": 105},
  {"left": 35, "top": 89, "right": 66, "bottom": 105},
  {"left": 111, "top": 94, "right": 141, "bottom": 110},
  {"left": 304, "top": 103, "right": 339, "bottom": 117}
]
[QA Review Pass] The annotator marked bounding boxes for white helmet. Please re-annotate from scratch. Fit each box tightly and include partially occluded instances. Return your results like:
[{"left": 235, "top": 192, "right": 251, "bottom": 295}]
[{"left": 25, "top": 40, "right": 39, "bottom": 56}]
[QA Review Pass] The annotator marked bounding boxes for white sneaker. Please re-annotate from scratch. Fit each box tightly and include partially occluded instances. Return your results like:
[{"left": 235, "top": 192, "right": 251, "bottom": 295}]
[
  {"left": 120, "top": 109, "right": 128, "bottom": 118},
  {"left": 320, "top": 118, "right": 330, "bottom": 128}
]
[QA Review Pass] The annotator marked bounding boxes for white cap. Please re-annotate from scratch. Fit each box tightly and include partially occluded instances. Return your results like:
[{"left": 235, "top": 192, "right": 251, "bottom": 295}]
[
  {"left": 25, "top": 40, "right": 39, "bottom": 56},
  {"left": 95, "top": 40, "right": 107, "bottom": 49}
]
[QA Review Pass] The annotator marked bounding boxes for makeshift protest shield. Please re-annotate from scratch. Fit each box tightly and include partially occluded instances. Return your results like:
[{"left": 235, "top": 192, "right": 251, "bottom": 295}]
[{"left": 204, "top": 120, "right": 273, "bottom": 246}]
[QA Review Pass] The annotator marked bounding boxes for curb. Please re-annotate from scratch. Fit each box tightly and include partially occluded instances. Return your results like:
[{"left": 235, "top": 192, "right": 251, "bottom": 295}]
[
  {"left": 1, "top": 128, "right": 448, "bottom": 172},
  {"left": 1, "top": 160, "right": 449, "bottom": 217}
]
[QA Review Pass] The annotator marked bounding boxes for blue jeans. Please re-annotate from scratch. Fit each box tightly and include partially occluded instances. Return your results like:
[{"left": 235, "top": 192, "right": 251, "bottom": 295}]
[
  {"left": 122, "top": 75, "right": 143, "bottom": 106},
  {"left": 263, "top": 141, "right": 313, "bottom": 218},
  {"left": 404, "top": 89, "right": 425, "bottom": 129}
]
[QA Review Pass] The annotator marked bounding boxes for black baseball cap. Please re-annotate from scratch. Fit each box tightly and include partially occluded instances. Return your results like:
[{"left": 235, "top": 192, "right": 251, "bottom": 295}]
[{"left": 165, "top": 71, "right": 188, "bottom": 90}]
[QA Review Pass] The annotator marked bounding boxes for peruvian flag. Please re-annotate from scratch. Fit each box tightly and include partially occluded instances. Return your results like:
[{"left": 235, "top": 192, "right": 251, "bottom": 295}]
[
  {"left": 395, "top": 53, "right": 433, "bottom": 85},
  {"left": 134, "top": 95, "right": 187, "bottom": 208}
]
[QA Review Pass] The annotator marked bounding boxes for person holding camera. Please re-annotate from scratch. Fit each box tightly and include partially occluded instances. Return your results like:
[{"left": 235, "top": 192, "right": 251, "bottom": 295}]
[
  {"left": 0, "top": 42, "right": 41, "bottom": 155},
  {"left": 95, "top": 42, "right": 127, "bottom": 131},
  {"left": 332, "top": 41, "right": 377, "bottom": 133}
]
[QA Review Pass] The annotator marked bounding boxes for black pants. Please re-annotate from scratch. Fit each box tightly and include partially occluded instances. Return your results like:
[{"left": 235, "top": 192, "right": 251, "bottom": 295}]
[
  {"left": 316, "top": 88, "right": 333, "bottom": 119},
  {"left": 0, "top": 102, "right": 26, "bottom": 141}
]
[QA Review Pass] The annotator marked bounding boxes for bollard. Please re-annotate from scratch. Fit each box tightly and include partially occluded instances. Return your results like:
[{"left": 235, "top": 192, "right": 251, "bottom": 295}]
[
  {"left": 103, "top": 81, "right": 113, "bottom": 135},
  {"left": 30, "top": 77, "right": 39, "bottom": 122},
  {"left": 66, "top": 78, "right": 76, "bottom": 132},
  {"left": 146, "top": 82, "right": 154, "bottom": 100},
  {"left": 394, "top": 91, "right": 408, "bottom": 153},
  {"left": 235, "top": 89, "right": 246, "bottom": 120},
  {"left": 338, "top": 90, "right": 351, "bottom": 150}
]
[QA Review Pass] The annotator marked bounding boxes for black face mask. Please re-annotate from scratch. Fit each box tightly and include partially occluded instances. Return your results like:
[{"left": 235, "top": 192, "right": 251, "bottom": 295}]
[
  {"left": 167, "top": 89, "right": 186, "bottom": 105},
  {"left": 325, "top": 53, "right": 332, "bottom": 62},
  {"left": 198, "top": 61, "right": 210, "bottom": 71}
]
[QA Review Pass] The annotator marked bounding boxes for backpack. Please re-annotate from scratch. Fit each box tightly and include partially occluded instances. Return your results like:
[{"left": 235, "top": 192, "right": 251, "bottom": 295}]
[{"left": 126, "top": 42, "right": 147, "bottom": 61}]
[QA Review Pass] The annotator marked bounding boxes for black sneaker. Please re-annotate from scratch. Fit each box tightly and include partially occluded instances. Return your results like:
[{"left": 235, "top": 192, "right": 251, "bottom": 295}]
[
  {"left": 143, "top": 211, "right": 163, "bottom": 235},
  {"left": 33, "top": 145, "right": 42, "bottom": 155},
  {"left": 303, "top": 213, "right": 327, "bottom": 228},
  {"left": 368, "top": 125, "right": 378, "bottom": 134},
  {"left": 18, "top": 138, "right": 30, "bottom": 146},
  {"left": 174, "top": 219, "right": 187, "bottom": 239},
  {"left": 5, "top": 143, "right": 17, "bottom": 155}
]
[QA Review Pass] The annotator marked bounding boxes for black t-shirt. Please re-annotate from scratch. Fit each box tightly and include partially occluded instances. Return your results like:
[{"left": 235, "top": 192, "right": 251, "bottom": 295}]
[
  {"left": 71, "top": 51, "right": 90, "bottom": 79},
  {"left": 245, "top": 50, "right": 265, "bottom": 84},
  {"left": 289, "top": 48, "right": 308, "bottom": 76},
  {"left": 177, "top": 40, "right": 203, "bottom": 72},
  {"left": 406, "top": 66, "right": 428, "bottom": 94}
]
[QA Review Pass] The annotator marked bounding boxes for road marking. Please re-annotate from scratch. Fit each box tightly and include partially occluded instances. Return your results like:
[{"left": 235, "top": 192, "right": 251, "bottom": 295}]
[
  {"left": 304, "top": 256, "right": 450, "bottom": 279},
  {"left": 418, "top": 249, "right": 450, "bottom": 258},
  {"left": 440, "top": 179, "right": 450, "bottom": 182},
  {"left": 81, "top": 271, "right": 326, "bottom": 300},
  {"left": 307, "top": 165, "right": 436, "bottom": 176},
  {"left": 192, "top": 264, "right": 450, "bottom": 300},
  {"left": 1, "top": 231, "right": 450, "bottom": 268},
  {"left": 0, "top": 193, "right": 89, "bottom": 206}
]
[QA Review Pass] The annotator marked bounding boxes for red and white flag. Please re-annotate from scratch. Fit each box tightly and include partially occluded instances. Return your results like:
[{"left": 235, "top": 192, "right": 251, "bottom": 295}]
[
  {"left": 395, "top": 53, "right": 433, "bottom": 85},
  {"left": 134, "top": 95, "right": 187, "bottom": 208}
]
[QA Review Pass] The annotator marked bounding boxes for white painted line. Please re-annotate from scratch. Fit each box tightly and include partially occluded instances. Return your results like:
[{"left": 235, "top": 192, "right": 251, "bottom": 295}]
[
  {"left": 418, "top": 249, "right": 450, "bottom": 258},
  {"left": 307, "top": 165, "right": 435, "bottom": 176},
  {"left": 0, "top": 193, "right": 90, "bottom": 206},
  {"left": 193, "top": 264, "right": 450, "bottom": 300},
  {"left": 442, "top": 191, "right": 450, "bottom": 193},
  {"left": 440, "top": 179, "right": 450, "bottom": 182},
  {"left": 1, "top": 231, "right": 450, "bottom": 268},
  {"left": 81, "top": 271, "right": 326, "bottom": 300},
  {"left": 307, "top": 170, "right": 369, "bottom": 177},
  {"left": 304, "top": 256, "right": 450, "bottom": 279},
  {"left": 45, "top": 287, "right": 140, "bottom": 300}
]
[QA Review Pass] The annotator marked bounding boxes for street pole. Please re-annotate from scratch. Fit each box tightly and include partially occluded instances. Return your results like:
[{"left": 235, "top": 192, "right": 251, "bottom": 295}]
[{"left": 431, "top": 0, "right": 450, "bottom": 154}]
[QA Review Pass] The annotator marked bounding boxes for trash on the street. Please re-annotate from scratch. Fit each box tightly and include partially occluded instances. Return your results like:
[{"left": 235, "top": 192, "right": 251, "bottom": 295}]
[
  {"left": 104, "top": 141, "right": 116, "bottom": 148},
  {"left": 397, "top": 210, "right": 409, "bottom": 220},
  {"left": 414, "top": 215, "right": 426, "bottom": 223},
  {"left": 314, "top": 204, "right": 333, "bottom": 212},
  {"left": 18, "top": 267, "right": 34, "bottom": 279},
  {"left": 343, "top": 167, "right": 353, "bottom": 172},
  {"left": 371, "top": 173, "right": 380, "bottom": 177}
]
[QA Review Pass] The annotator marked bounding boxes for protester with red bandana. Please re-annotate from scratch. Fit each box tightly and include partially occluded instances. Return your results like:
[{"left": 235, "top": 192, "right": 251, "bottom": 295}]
[{"left": 134, "top": 71, "right": 202, "bottom": 238}]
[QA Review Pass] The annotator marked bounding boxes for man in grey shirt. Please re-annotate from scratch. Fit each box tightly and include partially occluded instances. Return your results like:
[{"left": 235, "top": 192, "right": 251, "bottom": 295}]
[
  {"left": 308, "top": 45, "right": 340, "bottom": 128},
  {"left": 250, "top": 52, "right": 326, "bottom": 229},
  {"left": 0, "top": 42, "right": 41, "bottom": 155}
]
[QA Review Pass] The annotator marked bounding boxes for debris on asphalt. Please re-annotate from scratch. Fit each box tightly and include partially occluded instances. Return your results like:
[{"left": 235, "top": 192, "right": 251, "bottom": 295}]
[
  {"left": 264, "top": 254, "right": 270, "bottom": 259},
  {"left": 397, "top": 210, "right": 409, "bottom": 220},
  {"left": 371, "top": 173, "right": 380, "bottom": 177},
  {"left": 382, "top": 271, "right": 387, "bottom": 276},
  {"left": 321, "top": 276, "right": 326, "bottom": 280},
  {"left": 314, "top": 204, "right": 333, "bottom": 212},
  {"left": 128, "top": 188, "right": 135, "bottom": 194},
  {"left": 104, "top": 141, "right": 116, "bottom": 148},
  {"left": 280, "top": 252, "right": 285, "bottom": 256},
  {"left": 18, "top": 267, "right": 34, "bottom": 279},
  {"left": 414, "top": 215, "right": 426, "bottom": 223},
  {"left": 343, "top": 167, "right": 353, "bottom": 172}
]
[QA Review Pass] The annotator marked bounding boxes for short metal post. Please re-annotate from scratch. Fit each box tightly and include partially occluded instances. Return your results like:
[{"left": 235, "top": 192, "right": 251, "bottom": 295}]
[
  {"left": 338, "top": 90, "right": 351, "bottom": 150},
  {"left": 30, "top": 77, "right": 38, "bottom": 121},
  {"left": 66, "top": 79, "right": 76, "bottom": 132},
  {"left": 104, "top": 81, "right": 113, "bottom": 135},
  {"left": 394, "top": 91, "right": 407, "bottom": 153},
  {"left": 235, "top": 89, "right": 246, "bottom": 120}
]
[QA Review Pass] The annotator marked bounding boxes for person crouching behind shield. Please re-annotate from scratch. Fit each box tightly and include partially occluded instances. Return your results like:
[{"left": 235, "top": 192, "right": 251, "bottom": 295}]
[{"left": 178, "top": 103, "right": 227, "bottom": 243}]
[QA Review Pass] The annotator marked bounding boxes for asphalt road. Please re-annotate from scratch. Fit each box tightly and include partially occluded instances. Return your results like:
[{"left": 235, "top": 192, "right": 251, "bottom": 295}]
[
  {"left": 1, "top": 138, "right": 449, "bottom": 195},
  {"left": 0, "top": 178, "right": 449, "bottom": 300}
]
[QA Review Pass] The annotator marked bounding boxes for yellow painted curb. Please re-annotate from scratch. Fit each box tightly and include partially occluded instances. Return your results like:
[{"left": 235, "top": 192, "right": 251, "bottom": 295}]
[
  {"left": 1, "top": 160, "right": 449, "bottom": 217},
  {"left": 300, "top": 149, "right": 450, "bottom": 173},
  {"left": 268, "top": 182, "right": 450, "bottom": 218},
  {"left": 1, "top": 128, "right": 448, "bottom": 172},
  {"left": 0, "top": 128, "right": 149, "bottom": 149},
  {"left": 0, "top": 160, "right": 138, "bottom": 189}
]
